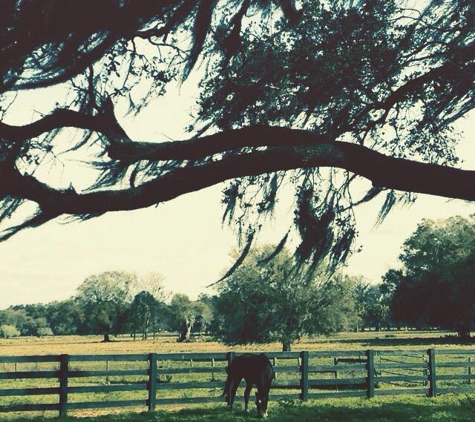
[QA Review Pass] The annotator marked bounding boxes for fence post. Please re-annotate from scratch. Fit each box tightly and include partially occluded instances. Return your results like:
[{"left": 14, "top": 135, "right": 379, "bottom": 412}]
[
  {"left": 428, "top": 348, "right": 437, "bottom": 397},
  {"left": 299, "top": 351, "right": 309, "bottom": 401},
  {"left": 59, "top": 354, "right": 69, "bottom": 418},
  {"left": 468, "top": 357, "right": 472, "bottom": 385},
  {"left": 148, "top": 353, "right": 158, "bottom": 411},
  {"left": 226, "top": 351, "right": 235, "bottom": 368},
  {"left": 211, "top": 358, "right": 216, "bottom": 381},
  {"left": 226, "top": 352, "right": 235, "bottom": 403},
  {"left": 366, "top": 350, "right": 375, "bottom": 399}
]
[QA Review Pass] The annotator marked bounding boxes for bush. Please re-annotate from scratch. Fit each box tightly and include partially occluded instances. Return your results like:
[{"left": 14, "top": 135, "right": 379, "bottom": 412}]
[
  {"left": 0, "top": 324, "right": 20, "bottom": 338},
  {"left": 37, "top": 326, "right": 54, "bottom": 337}
]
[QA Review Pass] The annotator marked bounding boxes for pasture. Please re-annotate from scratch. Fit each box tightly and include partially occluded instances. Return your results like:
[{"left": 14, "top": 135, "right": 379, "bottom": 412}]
[
  {"left": 1, "top": 329, "right": 473, "bottom": 356},
  {"left": 0, "top": 331, "right": 474, "bottom": 421},
  {"left": 1, "top": 395, "right": 475, "bottom": 421}
]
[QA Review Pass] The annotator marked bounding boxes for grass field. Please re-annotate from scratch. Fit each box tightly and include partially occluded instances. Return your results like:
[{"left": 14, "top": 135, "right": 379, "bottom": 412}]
[
  {"left": 0, "top": 329, "right": 473, "bottom": 356},
  {"left": 0, "top": 331, "right": 474, "bottom": 421},
  {"left": 2, "top": 395, "right": 475, "bottom": 422}
]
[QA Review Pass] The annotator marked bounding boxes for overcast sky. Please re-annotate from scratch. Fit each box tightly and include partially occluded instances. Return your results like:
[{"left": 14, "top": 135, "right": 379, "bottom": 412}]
[{"left": 0, "top": 83, "right": 474, "bottom": 310}]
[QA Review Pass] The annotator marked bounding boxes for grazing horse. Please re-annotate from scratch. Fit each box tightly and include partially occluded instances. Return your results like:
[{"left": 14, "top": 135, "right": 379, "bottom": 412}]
[{"left": 224, "top": 353, "right": 275, "bottom": 418}]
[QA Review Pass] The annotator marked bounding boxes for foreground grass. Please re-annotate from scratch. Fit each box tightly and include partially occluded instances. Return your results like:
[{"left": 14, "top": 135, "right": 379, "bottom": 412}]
[{"left": 3, "top": 395, "right": 475, "bottom": 422}]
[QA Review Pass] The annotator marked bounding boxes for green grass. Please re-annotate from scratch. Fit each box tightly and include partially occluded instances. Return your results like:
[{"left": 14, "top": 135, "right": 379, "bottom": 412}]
[
  {"left": 3, "top": 395, "right": 475, "bottom": 422},
  {"left": 1, "top": 330, "right": 474, "bottom": 358},
  {"left": 1, "top": 332, "right": 475, "bottom": 420}
]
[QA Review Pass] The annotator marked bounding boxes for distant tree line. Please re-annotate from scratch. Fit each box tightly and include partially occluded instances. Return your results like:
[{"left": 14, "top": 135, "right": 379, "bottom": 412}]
[
  {"left": 0, "top": 263, "right": 384, "bottom": 349},
  {"left": 1, "top": 215, "right": 473, "bottom": 348},
  {"left": 0, "top": 271, "right": 213, "bottom": 343}
]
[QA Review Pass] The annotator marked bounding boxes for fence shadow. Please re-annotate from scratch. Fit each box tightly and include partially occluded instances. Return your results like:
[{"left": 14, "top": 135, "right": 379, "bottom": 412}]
[{"left": 268, "top": 397, "right": 475, "bottom": 422}]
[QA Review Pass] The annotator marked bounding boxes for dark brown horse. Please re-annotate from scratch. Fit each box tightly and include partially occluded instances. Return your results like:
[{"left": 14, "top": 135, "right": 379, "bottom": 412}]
[{"left": 224, "top": 353, "right": 275, "bottom": 418}]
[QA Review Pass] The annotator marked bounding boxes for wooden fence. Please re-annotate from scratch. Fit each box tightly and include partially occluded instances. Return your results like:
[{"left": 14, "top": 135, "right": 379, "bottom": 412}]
[{"left": 0, "top": 348, "right": 474, "bottom": 417}]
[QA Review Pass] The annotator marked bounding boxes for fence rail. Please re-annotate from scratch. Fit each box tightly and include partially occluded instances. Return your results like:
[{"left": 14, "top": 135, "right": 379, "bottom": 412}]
[{"left": 0, "top": 348, "right": 473, "bottom": 417}]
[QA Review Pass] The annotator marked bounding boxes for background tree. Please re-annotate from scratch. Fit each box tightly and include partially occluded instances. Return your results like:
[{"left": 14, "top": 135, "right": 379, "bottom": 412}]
[
  {"left": 0, "top": 309, "right": 31, "bottom": 336},
  {"left": 304, "top": 274, "right": 361, "bottom": 337},
  {"left": 0, "top": 0, "right": 473, "bottom": 275},
  {"left": 0, "top": 271, "right": 172, "bottom": 339},
  {"left": 384, "top": 215, "right": 475, "bottom": 338},
  {"left": 354, "top": 279, "right": 390, "bottom": 331},
  {"left": 128, "top": 272, "right": 168, "bottom": 340},
  {"left": 191, "top": 295, "right": 214, "bottom": 337},
  {"left": 0, "top": 304, "right": 55, "bottom": 336},
  {"left": 213, "top": 246, "right": 360, "bottom": 351},
  {"left": 76, "top": 271, "right": 137, "bottom": 341},
  {"left": 46, "top": 300, "right": 84, "bottom": 335},
  {"left": 129, "top": 291, "right": 164, "bottom": 340},
  {"left": 132, "top": 272, "right": 168, "bottom": 302},
  {"left": 167, "top": 293, "right": 196, "bottom": 342},
  {"left": 0, "top": 324, "right": 20, "bottom": 338},
  {"left": 162, "top": 294, "right": 214, "bottom": 341}
]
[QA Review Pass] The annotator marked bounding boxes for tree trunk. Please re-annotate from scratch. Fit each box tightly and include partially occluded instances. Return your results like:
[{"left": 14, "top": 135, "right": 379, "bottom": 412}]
[
  {"left": 177, "top": 318, "right": 192, "bottom": 342},
  {"left": 282, "top": 341, "right": 292, "bottom": 352},
  {"left": 457, "top": 328, "right": 471, "bottom": 341},
  {"left": 103, "top": 332, "right": 111, "bottom": 342}
]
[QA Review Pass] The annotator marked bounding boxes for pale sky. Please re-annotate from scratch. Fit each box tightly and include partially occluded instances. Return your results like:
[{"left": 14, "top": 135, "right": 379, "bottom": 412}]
[{"left": 0, "top": 83, "right": 474, "bottom": 310}]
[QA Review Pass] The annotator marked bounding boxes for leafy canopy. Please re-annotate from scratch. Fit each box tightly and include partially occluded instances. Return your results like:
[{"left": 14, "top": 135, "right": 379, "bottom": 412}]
[
  {"left": 213, "top": 245, "right": 360, "bottom": 350},
  {"left": 197, "top": 0, "right": 474, "bottom": 268},
  {"left": 384, "top": 215, "right": 475, "bottom": 337},
  {"left": 0, "top": 0, "right": 473, "bottom": 272}
]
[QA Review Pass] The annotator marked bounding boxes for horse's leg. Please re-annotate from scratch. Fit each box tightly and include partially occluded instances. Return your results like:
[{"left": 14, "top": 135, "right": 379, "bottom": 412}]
[
  {"left": 229, "top": 378, "right": 240, "bottom": 410},
  {"left": 224, "top": 378, "right": 232, "bottom": 408},
  {"left": 244, "top": 381, "right": 252, "bottom": 413}
]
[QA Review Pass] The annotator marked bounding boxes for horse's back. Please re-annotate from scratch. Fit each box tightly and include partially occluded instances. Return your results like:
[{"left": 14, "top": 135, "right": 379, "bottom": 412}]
[{"left": 229, "top": 353, "right": 274, "bottom": 385}]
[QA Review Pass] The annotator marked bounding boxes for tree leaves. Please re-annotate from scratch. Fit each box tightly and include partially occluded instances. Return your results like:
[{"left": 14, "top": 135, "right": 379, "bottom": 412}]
[{"left": 385, "top": 215, "right": 475, "bottom": 337}]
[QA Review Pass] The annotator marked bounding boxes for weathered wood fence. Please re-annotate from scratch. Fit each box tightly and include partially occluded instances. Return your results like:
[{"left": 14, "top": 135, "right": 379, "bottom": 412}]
[{"left": 0, "top": 348, "right": 474, "bottom": 417}]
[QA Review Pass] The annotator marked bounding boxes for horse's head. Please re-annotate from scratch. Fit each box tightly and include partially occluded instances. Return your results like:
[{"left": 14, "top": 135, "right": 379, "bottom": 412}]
[{"left": 255, "top": 391, "right": 269, "bottom": 418}]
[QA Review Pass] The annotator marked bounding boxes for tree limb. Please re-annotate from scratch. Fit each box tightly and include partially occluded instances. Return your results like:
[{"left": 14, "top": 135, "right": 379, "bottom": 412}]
[
  {"left": 0, "top": 100, "right": 129, "bottom": 143},
  {"left": 1, "top": 127, "right": 473, "bottom": 226}
]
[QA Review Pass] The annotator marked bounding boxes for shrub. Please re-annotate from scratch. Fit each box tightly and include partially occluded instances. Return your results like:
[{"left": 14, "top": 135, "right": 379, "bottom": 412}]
[{"left": 0, "top": 324, "right": 20, "bottom": 338}]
